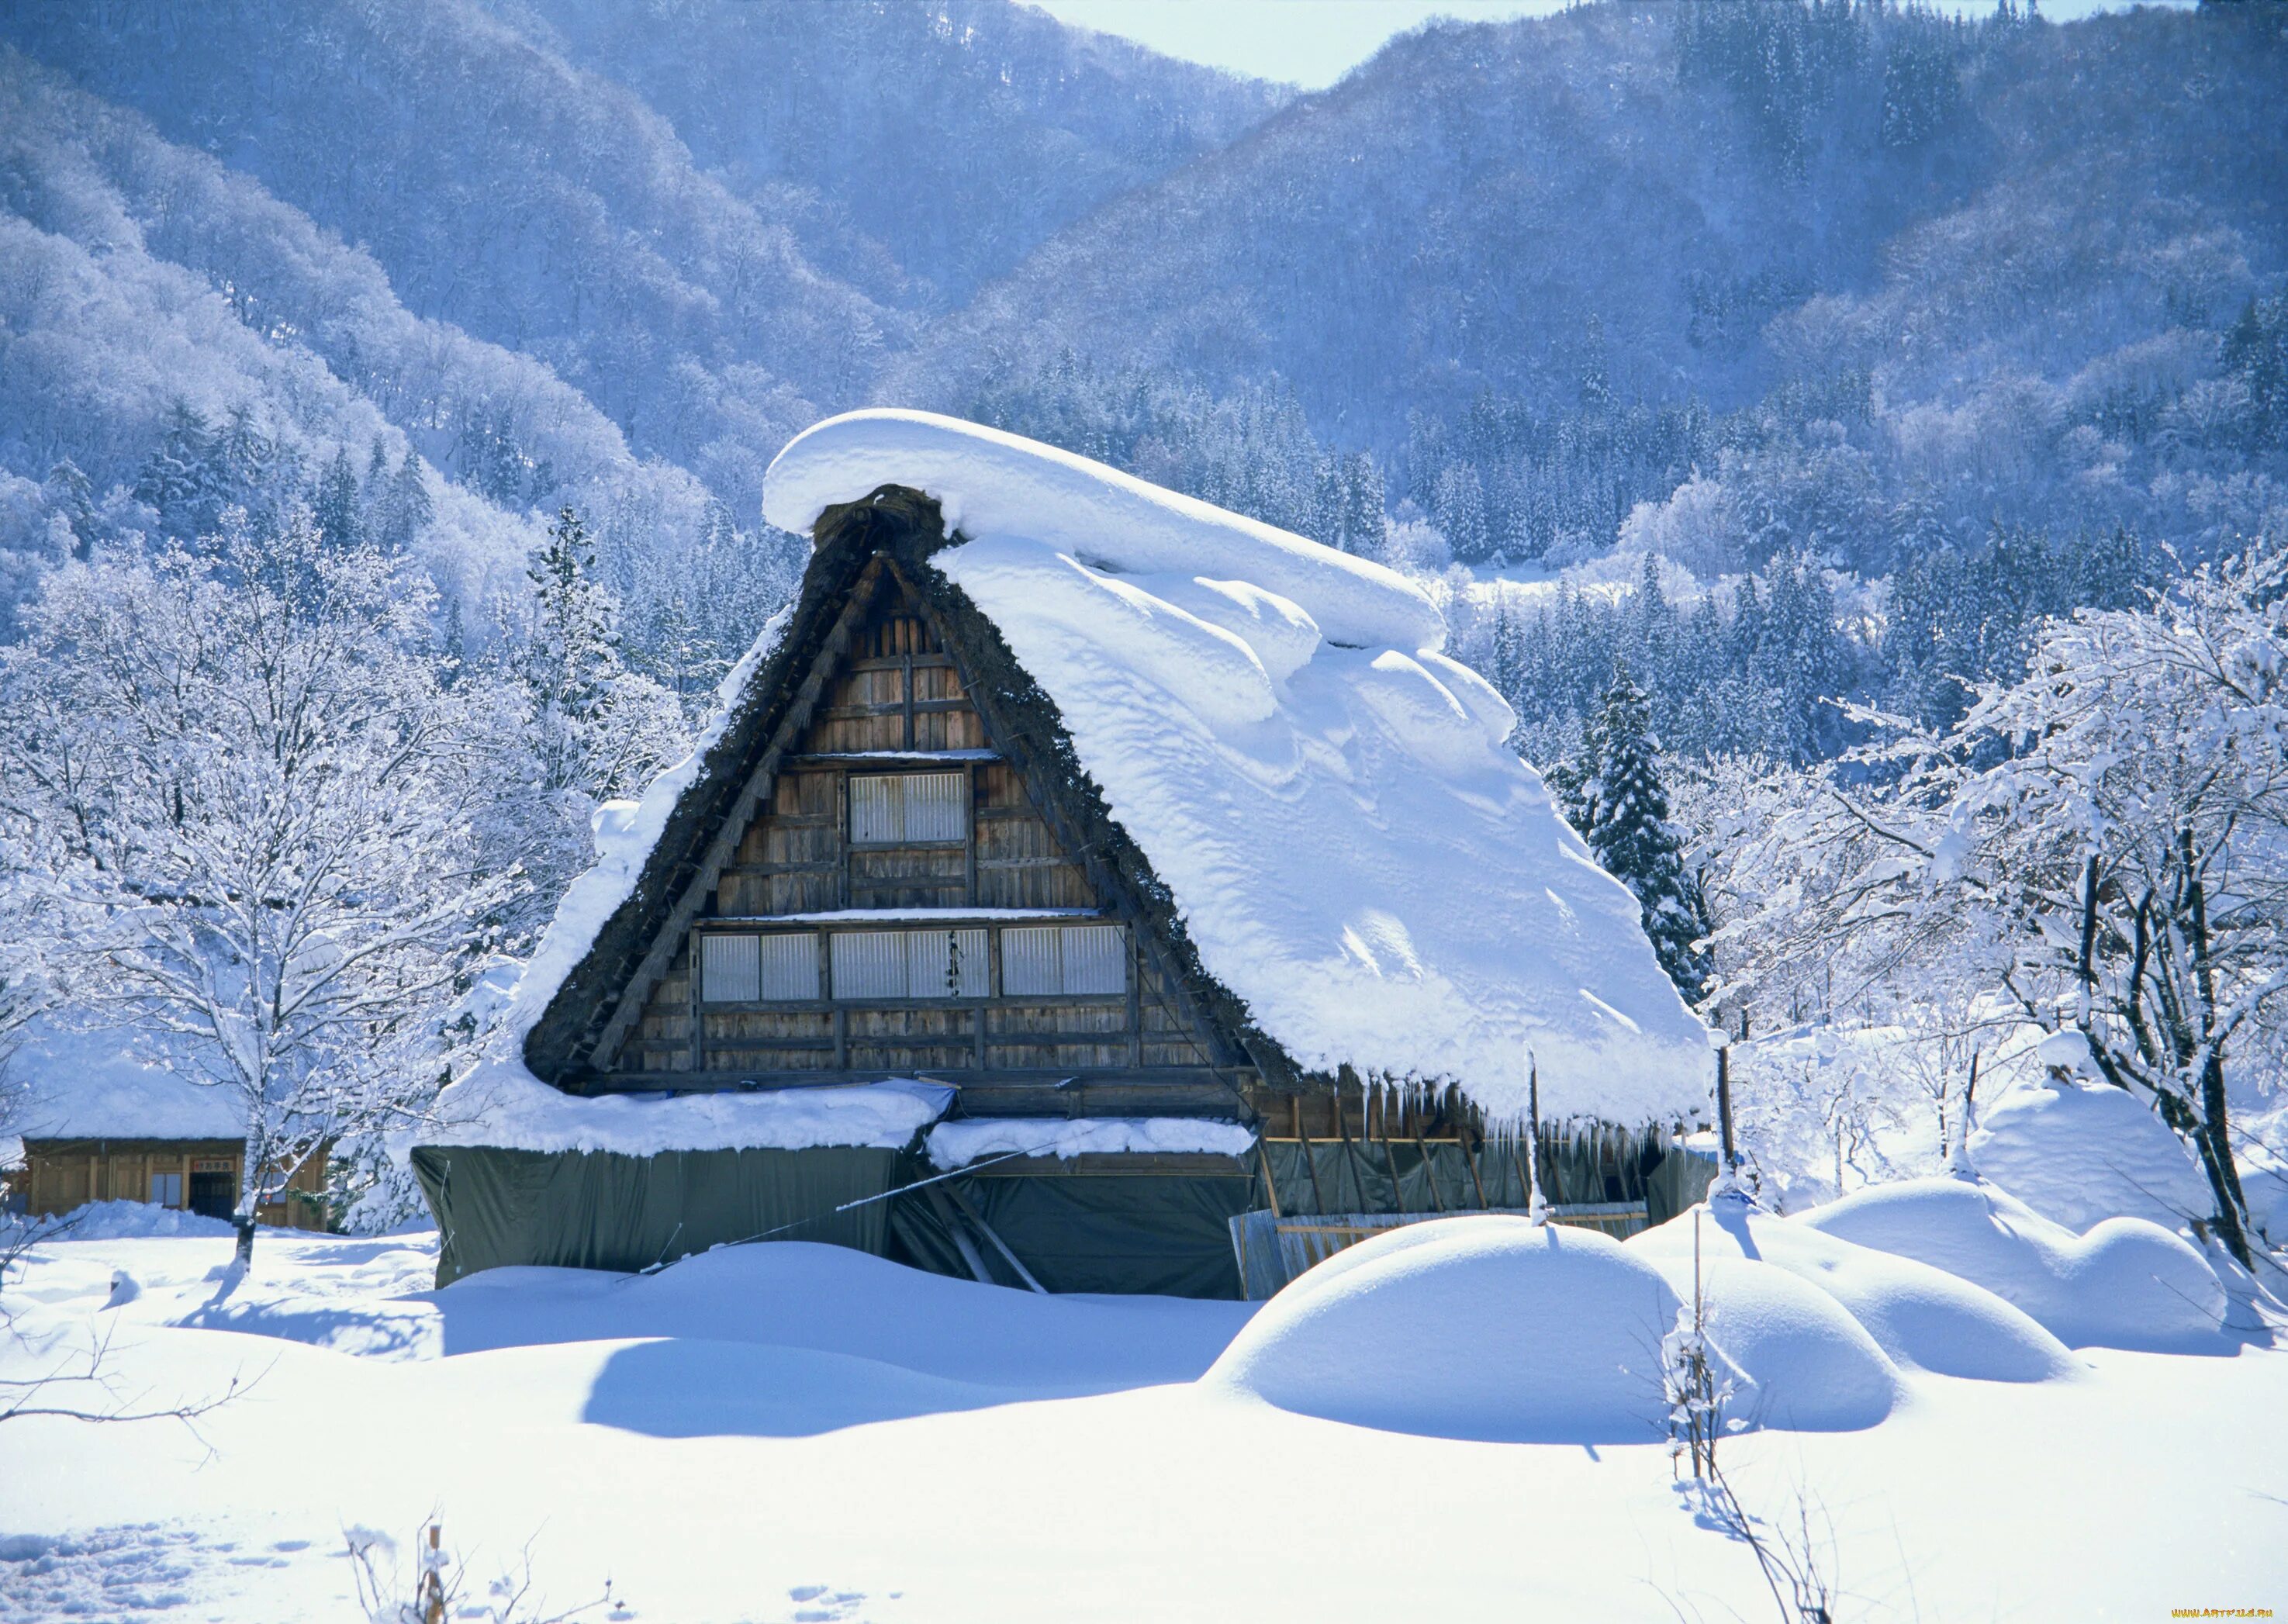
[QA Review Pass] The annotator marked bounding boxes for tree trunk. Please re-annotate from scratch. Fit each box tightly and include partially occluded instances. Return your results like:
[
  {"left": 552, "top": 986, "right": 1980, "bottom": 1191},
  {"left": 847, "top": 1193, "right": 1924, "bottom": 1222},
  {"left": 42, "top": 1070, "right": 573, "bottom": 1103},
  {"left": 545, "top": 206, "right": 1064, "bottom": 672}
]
[{"left": 233, "top": 1216, "right": 256, "bottom": 1268}]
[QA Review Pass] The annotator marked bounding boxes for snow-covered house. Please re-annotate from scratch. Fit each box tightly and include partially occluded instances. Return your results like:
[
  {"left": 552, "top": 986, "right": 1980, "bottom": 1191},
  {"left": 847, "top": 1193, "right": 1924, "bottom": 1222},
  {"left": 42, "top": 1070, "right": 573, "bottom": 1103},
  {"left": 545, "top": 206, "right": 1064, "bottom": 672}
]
[
  {"left": 2, "top": 1024, "right": 330, "bottom": 1229},
  {"left": 415, "top": 412, "right": 1713, "bottom": 1295}
]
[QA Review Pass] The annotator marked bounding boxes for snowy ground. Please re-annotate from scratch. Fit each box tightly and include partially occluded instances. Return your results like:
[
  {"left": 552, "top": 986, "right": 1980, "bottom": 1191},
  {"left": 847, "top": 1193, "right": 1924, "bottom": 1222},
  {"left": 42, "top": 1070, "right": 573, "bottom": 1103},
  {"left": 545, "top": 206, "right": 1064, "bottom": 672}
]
[{"left": 2, "top": 1216, "right": 2284, "bottom": 1624}]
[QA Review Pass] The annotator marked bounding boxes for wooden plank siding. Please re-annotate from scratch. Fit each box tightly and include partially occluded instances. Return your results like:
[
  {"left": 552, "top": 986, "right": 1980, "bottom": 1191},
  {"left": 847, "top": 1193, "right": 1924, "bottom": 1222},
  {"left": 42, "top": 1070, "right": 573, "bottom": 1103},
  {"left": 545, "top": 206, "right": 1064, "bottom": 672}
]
[
  {"left": 592, "top": 586, "right": 1231, "bottom": 1096},
  {"left": 10, "top": 1137, "right": 332, "bottom": 1229}
]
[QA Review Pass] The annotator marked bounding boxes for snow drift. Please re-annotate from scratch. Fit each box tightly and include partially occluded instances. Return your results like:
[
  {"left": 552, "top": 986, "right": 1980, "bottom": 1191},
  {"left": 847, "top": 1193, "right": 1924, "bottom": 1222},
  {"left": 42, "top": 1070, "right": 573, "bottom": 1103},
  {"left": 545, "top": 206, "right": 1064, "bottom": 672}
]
[
  {"left": 1628, "top": 1202, "right": 2075, "bottom": 1383},
  {"left": 1799, "top": 1178, "right": 2228, "bottom": 1353},
  {"left": 1207, "top": 1214, "right": 1901, "bottom": 1442},
  {"left": 762, "top": 410, "right": 1713, "bottom": 1126},
  {"left": 1966, "top": 1080, "right": 2214, "bottom": 1235}
]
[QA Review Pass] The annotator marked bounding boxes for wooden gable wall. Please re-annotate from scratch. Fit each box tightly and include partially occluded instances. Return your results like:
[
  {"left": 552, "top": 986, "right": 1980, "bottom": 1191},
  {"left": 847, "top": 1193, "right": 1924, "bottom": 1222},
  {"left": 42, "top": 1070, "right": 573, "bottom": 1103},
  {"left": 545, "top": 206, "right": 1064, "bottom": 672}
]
[{"left": 592, "top": 575, "right": 1229, "bottom": 1110}]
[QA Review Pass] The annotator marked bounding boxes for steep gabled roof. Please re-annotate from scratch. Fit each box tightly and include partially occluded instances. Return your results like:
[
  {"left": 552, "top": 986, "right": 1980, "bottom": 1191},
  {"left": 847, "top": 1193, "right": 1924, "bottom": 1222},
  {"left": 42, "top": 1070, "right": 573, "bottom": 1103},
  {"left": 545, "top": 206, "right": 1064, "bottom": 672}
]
[
  {"left": 518, "top": 482, "right": 1272, "bottom": 1094},
  {"left": 762, "top": 413, "right": 1713, "bottom": 1125},
  {"left": 510, "top": 411, "right": 1711, "bottom": 1129}
]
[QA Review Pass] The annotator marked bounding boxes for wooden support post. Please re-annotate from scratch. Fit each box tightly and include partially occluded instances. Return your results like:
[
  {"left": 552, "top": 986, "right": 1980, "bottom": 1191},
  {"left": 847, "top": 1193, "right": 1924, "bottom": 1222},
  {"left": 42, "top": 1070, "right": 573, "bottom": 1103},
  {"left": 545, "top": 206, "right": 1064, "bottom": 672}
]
[
  {"left": 1412, "top": 1117, "right": 1449, "bottom": 1213},
  {"left": 943, "top": 1179, "right": 1047, "bottom": 1294},
  {"left": 1716, "top": 1044, "right": 1737, "bottom": 1176},
  {"left": 1371, "top": 1081, "right": 1408, "bottom": 1215},
  {"left": 1291, "top": 1097, "right": 1325, "bottom": 1214},
  {"left": 1256, "top": 1144, "right": 1284, "bottom": 1219}
]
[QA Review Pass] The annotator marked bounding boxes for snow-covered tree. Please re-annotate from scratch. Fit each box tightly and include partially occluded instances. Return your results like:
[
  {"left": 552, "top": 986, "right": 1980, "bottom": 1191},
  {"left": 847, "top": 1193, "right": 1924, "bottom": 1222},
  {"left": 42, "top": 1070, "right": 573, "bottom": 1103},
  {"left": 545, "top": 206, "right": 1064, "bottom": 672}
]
[
  {"left": 1717, "top": 543, "right": 2288, "bottom": 1263},
  {"left": 0, "top": 510, "right": 522, "bottom": 1266},
  {"left": 1564, "top": 664, "right": 1711, "bottom": 1004}
]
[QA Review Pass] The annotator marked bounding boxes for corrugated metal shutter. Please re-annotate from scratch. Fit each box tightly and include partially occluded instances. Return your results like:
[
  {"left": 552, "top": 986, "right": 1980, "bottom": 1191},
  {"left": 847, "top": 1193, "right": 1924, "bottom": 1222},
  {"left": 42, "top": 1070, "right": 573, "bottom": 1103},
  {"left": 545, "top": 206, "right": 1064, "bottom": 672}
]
[
  {"left": 756, "top": 933, "right": 820, "bottom": 1001},
  {"left": 902, "top": 772, "right": 966, "bottom": 842},
  {"left": 831, "top": 931, "right": 907, "bottom": 999},
  {"left": 700, "top": 933, "right": 760, "bottom": 1003},
  {"left": 1000, "top": 926, "right": 1062, "bottom": 996},
  {"left": 848, "top": 772, "right": 966, "bottom": 845},
  {"left": 904, "top": 928, "right": 987, "bottom": 999},
  {"left": 848, "top": 775, "right": 898, "bottom": 845},
  {"left": 1061, "top": 925, "right": 1127, "bottom": 994}
]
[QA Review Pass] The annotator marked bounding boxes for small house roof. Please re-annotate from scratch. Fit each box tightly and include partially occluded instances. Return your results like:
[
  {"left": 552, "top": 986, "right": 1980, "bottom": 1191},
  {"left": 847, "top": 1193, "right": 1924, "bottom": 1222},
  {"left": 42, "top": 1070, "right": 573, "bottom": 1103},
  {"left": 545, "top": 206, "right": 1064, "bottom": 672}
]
[{"left": 7, "top": 1020, "right": 246, "bottom": 1142}]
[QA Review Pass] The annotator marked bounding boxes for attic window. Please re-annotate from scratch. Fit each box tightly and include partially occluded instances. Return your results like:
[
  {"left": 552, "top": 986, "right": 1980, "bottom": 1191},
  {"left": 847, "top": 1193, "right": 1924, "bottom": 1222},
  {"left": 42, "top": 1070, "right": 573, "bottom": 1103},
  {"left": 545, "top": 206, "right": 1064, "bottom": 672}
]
[
  {"left": 700, "top": 932, "right": 819, "bottom": 1002},
  {"left": 849, "top": 772, "right": 966, "bottom": 845},
  {"left": 831, "top": 928, "right": 989, "bottom": 1000},
  {"left": 1001, "top": 924, "right": 1127, "bottom": 997}
]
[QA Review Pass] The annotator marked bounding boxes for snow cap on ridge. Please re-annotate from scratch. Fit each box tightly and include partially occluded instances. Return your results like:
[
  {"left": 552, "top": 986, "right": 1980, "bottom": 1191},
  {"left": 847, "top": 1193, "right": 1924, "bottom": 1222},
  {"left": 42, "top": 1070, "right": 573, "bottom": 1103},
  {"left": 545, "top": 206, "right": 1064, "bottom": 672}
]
[
  {"left": 763, "top": 410, "right": 1713, "bottom": 1126},
  {"left": 763, "top": 409, "right": 1443, "bottom": 653}
]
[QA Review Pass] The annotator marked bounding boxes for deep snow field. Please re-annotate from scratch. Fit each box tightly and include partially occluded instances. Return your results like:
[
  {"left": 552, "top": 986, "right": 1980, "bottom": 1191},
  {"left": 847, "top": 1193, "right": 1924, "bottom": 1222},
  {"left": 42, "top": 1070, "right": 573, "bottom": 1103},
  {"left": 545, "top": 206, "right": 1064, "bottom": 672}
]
[{"left": 2, "top": 1190, "right": 2284, "bottom": 1624}]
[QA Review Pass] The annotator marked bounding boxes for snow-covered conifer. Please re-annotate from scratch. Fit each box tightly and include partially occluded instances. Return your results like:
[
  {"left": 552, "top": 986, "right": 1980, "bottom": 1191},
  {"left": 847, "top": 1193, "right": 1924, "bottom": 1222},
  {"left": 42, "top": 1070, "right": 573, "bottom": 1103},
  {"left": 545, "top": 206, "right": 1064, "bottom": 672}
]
[{"left": 1568, "top": 663, "right": 1711, "bottom": 1005}]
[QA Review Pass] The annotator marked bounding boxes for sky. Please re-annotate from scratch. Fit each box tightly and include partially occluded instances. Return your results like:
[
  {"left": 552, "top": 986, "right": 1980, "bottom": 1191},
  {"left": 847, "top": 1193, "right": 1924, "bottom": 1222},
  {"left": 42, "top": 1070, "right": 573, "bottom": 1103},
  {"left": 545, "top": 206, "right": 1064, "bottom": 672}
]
[{"left": 1025, "top": 0, "right": 2176, "bottom": 89}]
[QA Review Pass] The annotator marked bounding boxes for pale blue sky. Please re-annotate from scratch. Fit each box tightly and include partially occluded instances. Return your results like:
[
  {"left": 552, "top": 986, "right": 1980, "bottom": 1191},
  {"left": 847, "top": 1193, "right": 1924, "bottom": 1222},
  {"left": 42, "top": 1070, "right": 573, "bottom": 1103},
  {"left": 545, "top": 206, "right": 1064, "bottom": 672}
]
[{"left": 1025, "top": 0, "right": 2175, "bottom": 89}]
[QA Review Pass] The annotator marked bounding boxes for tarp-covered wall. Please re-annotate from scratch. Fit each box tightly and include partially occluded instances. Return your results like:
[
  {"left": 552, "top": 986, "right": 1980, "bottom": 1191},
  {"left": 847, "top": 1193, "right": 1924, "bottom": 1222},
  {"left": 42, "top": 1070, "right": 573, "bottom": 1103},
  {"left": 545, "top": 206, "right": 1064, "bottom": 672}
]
[
  {"left": 1260, "top": 1137, "right": 1714, "bottom": 1227},
  {"left": 416, "top": 1135, "right": 1713, "bottom": 1294},
  {"left": 413, "top": 1143, "right": 906, "bottom": 1286},
  {"left": 888, "top": 1166, "right": 1254, "bottom": 1298}
]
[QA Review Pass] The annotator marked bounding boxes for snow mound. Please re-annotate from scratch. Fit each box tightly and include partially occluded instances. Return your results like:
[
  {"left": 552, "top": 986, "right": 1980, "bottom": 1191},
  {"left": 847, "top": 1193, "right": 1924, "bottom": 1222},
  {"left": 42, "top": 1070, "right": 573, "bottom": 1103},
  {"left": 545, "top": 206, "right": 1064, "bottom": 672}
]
[
  {"left": 1799, "top": 1179, "right": 2228, "bottom": 1353},
  {"left": 1967, "top": 1080, "right": 2214, "bottom": 1235},
  {"left": 2239, "top": 1142, "right": 2288, "bottom": 1253},
  {"left": 1206, "top": 1217, "right": 1678, "bottom": 1442},
  {"left": 422, "top": 1071, "right": 953, "bottom": 1156},
  {"left": 29, "top": 1199, "right": 237, "bottom": 1240},
  {"left": 762, "top": 410, "right": 1714, "bottom": 1126},
  {"left": 926, "top": 1116, "right": 1255, "bottom": 1168},
  {"left": 1647, "top": 1253, "right": 1902, "bottom": 1432},
  {"left": 1630, "top": 1204, "right": 2075, "bottom": 1383}
]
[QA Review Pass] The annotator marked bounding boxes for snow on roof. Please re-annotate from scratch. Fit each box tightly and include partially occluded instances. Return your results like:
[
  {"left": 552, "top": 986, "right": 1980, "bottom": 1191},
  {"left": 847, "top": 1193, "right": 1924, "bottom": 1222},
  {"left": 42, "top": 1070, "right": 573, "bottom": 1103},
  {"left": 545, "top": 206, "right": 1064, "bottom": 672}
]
[
  {"left": 423, "top": 1073, "right": 956, "bottom": 1157},
  {"left": 926, "top": 1116, "right": 1257, "bottom": 1170},
  {"left": 5, "top": 1021, "right": 246, "bottom": 1141},
  {"left": 764, "top": 411, "right": 1713, "bottom": 1125}
]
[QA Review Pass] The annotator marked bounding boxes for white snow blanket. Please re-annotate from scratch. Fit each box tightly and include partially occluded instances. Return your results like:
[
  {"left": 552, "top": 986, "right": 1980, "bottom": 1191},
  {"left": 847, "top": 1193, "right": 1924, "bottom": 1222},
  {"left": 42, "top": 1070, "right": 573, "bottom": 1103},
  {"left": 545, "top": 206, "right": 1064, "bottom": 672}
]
[
  {"left": 763, "top": 410, "right": 1713, "bottom": 1125},
  {"left": 421, "top": 1073, "right": 954, "bottom": 1156},
  {"left": 1208, "top": 1213, "right": 1899, "bottom": 1441},
  {"left": 1965, "top": 1078, "right": 2214, "bottom": 1235},
  {"left": 926, "top": 1116, "right": 1256, "bottom": 1169},
  {"left": 1628, "top": 1202, "right": 2075, "bottom": 1383},
  {"left": 6, "top": 1021, "right": 244, "bottom": 1140},
  {"left": 1799, "top": 1177, "right": 2228, "bottom": 1353}
]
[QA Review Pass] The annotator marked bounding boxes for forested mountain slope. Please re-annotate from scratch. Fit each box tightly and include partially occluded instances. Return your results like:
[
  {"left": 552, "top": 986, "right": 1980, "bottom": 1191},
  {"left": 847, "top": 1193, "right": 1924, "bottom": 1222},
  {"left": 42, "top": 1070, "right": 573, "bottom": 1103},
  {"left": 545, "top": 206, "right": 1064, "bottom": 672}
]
[
  {"left": 493, "top": 0, "right": 1287, "bottom": 310},
  {"left": 0, "top": 0, "right": 1275, "bottom": 517},
  {"left": 907, "top": 2, "right": 2288, "bottom": 577}
]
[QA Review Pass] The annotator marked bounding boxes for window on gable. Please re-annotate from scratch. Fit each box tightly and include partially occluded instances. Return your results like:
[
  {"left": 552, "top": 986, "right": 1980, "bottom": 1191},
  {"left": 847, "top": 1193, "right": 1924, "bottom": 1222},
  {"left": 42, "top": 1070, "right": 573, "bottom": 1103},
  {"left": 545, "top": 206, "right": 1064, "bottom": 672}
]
[
  {"left": 1001, "top": 924, "right": 1127, "bottom": 997},
  {"left": 700, "top": 932, "right": 819, "bottom": 1002},
  {"left": 831, "top": 928, "right": 988, "bottom": 1000},
  {"left": 849, "top": 772, "right": 965, "bottom": 845}
]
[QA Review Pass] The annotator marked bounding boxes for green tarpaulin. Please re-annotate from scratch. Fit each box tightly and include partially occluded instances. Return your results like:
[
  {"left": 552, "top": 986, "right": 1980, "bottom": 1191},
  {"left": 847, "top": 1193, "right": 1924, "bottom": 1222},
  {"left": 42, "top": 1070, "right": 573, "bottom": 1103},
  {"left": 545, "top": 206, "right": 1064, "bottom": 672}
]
[
  {"left": 413, "top": 1142, "right": 907, "bottom": 1287},
  {"left": 415, "top": 1134, "right": 1713, "bottom": 1294}
]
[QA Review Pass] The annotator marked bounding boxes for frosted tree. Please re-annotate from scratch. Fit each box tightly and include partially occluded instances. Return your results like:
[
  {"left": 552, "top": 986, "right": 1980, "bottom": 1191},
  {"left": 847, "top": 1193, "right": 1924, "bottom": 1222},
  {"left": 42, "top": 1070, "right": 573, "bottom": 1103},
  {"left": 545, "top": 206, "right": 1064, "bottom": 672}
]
[
  {"left": 0, "top": 510, "right": 522, "bottom": 1266},
  {"left": 1567, "top": 665, "right": 1710, "bottom": 1004},
  {"left": 1719, "top": 544, "right": 2288, "bottom": 1264}
]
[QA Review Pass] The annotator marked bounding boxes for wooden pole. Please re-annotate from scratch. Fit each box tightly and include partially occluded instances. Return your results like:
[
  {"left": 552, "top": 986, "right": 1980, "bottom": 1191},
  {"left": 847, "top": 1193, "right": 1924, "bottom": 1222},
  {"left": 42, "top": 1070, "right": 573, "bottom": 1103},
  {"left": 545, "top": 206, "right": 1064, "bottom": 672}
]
[{"left": 1715, "top": 1044, "right": 1737, "bottom": 1177}]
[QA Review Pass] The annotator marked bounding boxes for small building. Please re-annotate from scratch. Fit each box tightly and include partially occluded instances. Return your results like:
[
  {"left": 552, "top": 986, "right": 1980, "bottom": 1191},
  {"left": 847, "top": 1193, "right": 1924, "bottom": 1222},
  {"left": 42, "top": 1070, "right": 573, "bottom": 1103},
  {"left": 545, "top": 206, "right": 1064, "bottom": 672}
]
[
  {"left": 2, "top": 1023, "right": 330, "bottom": 1230},
  {"left": 416, "top": 411, "right": 1714, "bottom": 1294}
]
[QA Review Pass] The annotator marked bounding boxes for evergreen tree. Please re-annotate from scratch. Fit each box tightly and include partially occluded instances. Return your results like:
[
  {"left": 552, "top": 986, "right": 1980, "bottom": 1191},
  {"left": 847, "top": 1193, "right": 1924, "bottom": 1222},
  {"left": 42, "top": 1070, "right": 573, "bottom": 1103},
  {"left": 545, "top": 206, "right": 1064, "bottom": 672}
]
[
  {"left": 1571, "top": 663, "right": 1709, "bottom": 1004},
  {"left": 133, "top": 401, "right": 223, "bottom": 537},
  {"left": 314, "top": 446, "right": 363, "bottom": 550},
  {"left": 373, "top": 451, "right": 434, "bottom": 552}
]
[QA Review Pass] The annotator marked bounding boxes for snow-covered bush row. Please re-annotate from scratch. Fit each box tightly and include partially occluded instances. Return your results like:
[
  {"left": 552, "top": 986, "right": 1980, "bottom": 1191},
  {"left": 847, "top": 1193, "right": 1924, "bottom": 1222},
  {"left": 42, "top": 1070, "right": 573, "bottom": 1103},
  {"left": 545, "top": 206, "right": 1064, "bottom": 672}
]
[{"left": 1212, "top": 1185, "right": 2231, "bottom": 1444}]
